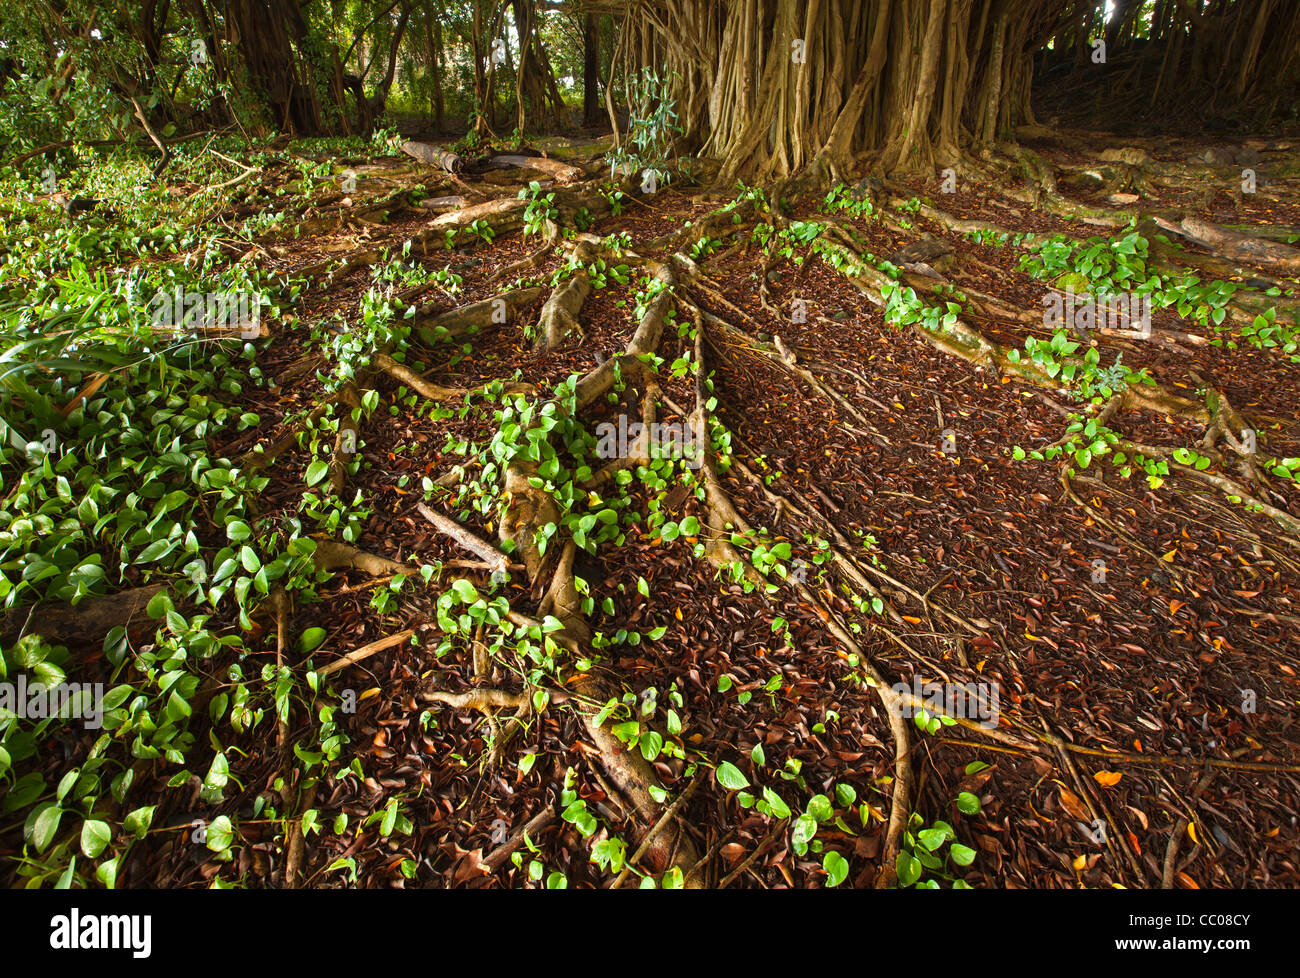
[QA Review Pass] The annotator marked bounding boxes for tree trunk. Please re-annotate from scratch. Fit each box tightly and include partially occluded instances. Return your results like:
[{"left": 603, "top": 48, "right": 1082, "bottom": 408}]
[
  {"left": 583, "top": 13, "right": 602, "bottom": 127},
  {"left": 430, "top": 6, "right": 445, "bottom": 132},
  {"left": 228, "top": 0, "right": 335, "bottom": 134}
]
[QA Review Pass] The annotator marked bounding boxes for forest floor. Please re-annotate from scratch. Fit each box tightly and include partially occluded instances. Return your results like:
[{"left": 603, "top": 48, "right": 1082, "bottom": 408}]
[{"left": 7, "top": 125, "right": 1300, "bottom": 890}]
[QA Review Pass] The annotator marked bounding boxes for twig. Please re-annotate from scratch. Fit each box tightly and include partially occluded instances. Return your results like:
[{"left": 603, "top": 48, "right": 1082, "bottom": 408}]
[
  {"left": 611, "top": 772, "right": 703, "bottom": 888},
  {"left": 718, "top": 825, "right": 783, "bottom": 889},
  {"left": 315, "top": 628, "right": 417, "bottom": 678},
  {"left": 417, "top": 502, "right": 511, "bottom": 576},
  {"left": 480, "top": 807, "right": 557, "bottom": 872},
  {"left": 1162, "top": 771, "right": 1214, "bottom": 889}
]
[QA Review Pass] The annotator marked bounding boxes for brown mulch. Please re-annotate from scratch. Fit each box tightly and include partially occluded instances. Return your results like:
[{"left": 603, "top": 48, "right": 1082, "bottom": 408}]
[{"left": 128, "top": 143, "right": 1300, "bottom": 890}]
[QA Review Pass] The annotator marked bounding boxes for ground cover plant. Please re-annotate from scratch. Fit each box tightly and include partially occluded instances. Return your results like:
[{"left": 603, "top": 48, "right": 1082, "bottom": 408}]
[{"left": 0, "top": 0, "right": 1298, "bottom": 896}]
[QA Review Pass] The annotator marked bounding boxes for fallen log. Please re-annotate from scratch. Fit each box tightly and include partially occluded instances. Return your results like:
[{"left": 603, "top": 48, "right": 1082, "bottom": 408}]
[
  {"left": 418, "top": 195, "right": 467, "bottom": 212},
  {"left": 490, "top": 154, "right": 584, "bottom": 185},
  {"left": 401, "top": 141, "right": 461, "bottom": 172},
  {"left": 427, "top": 196, "right": 525, "bottom": 230},
  {"left": 1178, "top": 215, "right": 1300, "bottom": 273}
]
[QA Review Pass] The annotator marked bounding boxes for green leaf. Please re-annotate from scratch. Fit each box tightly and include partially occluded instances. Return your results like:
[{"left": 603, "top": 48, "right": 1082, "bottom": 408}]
[
  {"left": 715, "top": 761, "right": 750, "bottom": 791},
  {"left": 806, "top": 794, "right": 834, "bottom": 823},
  {"left": 823, "top": 850, "right": 850, "bottom": 887},
  {"left": 918, "top": 828, "right": 949, "bottom": 852},
  {"left": 955, "top": 791, "right": 982, "bottom": 815},
  {"left": 146, "top": 590, "right": 174, "bottom": 618},
  {"left": 96, "top": 856, "right": 119, "bottom": 889},
  {"left": 136, "top": 538, "right": 173, "bottom": 563},
  {"left": 639, "top": 730, "right": 664, "bottom": 761},
  {"left": 305, "top": 459, "right": 330, "bottom": 486},
  {"left": 950, "top": 843, "right": 977, "bottom": 867},
  {"left": 451, "top": 579, "right": 479, "bottom": 604},
  {"left": 27, "top": 803, "right": 63, "bottom": 853},
  {"left": 81, "top": 818, "right": 112, "bottom": 858},
  {"left": 125, "top": 805, "right": 156, "bottom": 840},
  {"left": 896, "top": 850, "right": 922, "bottom": 887},
  {"left": 5, "top": 773, "right": 45, "bottom": 811},
  {"left": 298, "top": 627, "right": 327, "bottom": 652},
  {"left": 791, "top": 814, "right": 818, "bottom": 855},
  {"left": 206, "top": 815, "right": 234, "bottom": 852},
  {"left": 205, "top": 753, "right": 229, "bottom": 789},
  {"left": 762, "top": 786, "right": 791, "bottom": 819}
]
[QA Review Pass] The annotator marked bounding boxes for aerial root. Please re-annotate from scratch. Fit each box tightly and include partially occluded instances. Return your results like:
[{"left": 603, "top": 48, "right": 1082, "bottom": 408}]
[
  {"left": 315, "top": 628, "right": 418, "bottom": 679},
  {"left": 587, "top": 368, "right": 659, "bottom": 489},
  {"left": 688, "top": 312, "right": 911, "bottom": 886},
  {"left": 1174, "top": 216, "right": 1300, "bottom": 275},
  {"left": 1052, "top": 387, "right": 1300, "bottom": 545},
  {"left": 414, "top": 286, "right": 547, "bottom": 346},
  {"left": 479, "top": 807, "right": 558, "bottom": 873},
  {"left": 269, "top": 590, "right": 313, "bottom": 889},
  {"left": 534, "top": 245, "right": 592, "bottom": 349},
  {"left": 238, "top": 389, "right": 351, "bottom": 471},
  {"left": 420, "top": 688, "right": 531, "bottom": 711},
  {"left": 312, "top": 540, "right": 414, "bottom": 577},
  {"left": 470, "top": 249, "right": 703, "bottom": 884},
  {"left": 329, "top": 383, "right": 361, "bottom": 495},
  {"left": 610, "top": 772, "right": 704, "bottom": 889},
  {"left": 689, "top": 300, "right": 888, "bottom": 444},
  {"left": 373, "top": 352, "right": 533, "bottom": 402},
  {"left": 1162, "top": 772, "right": 1215, "bottom": 889},
  {"left": 485, "top": 243, "right": 554, "bottom": 284},
  {"left": 816, "top": 228, "right": 1300, "bottom": 540},
  {"left": 914, "top": 198, "right": 1298, "bottom": 325},
  {"left": 1195, "top": 378, "right": 1271, "bottom": 486}
]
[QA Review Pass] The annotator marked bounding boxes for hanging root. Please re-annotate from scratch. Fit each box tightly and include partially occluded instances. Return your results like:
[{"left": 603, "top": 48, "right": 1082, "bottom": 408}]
[{"left": 374, "top": 352, "right": 533, "bottom": 402}]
